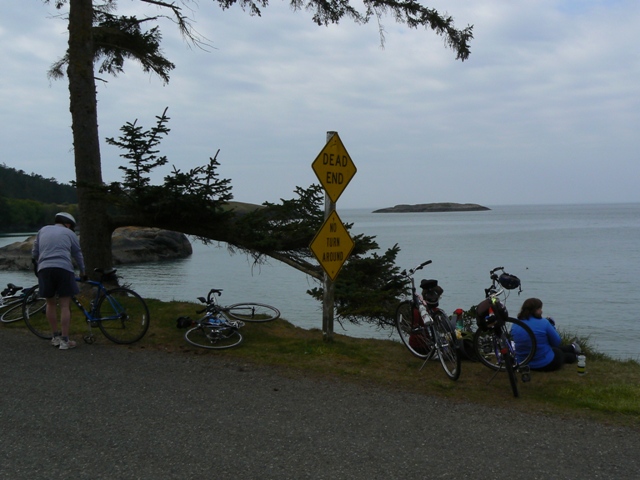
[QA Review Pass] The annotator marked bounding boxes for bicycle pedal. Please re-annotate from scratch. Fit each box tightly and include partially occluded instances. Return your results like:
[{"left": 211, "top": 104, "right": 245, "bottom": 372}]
[{"left": 521, "top": 373, "right": 531, "bottom": 383}]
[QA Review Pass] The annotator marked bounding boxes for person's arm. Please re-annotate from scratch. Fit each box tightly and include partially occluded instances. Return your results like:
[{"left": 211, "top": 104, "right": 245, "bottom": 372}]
[
  {"left": 546, "top": 320, "right": 562, "bottom": 347},
  {"left": 70, "top": 235, "right": 85, "bottom": 277}
]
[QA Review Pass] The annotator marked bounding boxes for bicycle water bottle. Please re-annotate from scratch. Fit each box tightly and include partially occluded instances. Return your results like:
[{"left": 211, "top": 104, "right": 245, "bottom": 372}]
[
  {"left": 577, "top": 355, "right": 586, "bottom": 375},
  {"left": 418, "top": 303, "right": 433, "bottom": 325}
]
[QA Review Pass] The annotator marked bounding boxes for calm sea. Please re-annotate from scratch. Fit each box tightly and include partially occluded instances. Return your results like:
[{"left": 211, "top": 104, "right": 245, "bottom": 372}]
[{"left": 2, "top": 203, "right": 639, "bottom": 360}]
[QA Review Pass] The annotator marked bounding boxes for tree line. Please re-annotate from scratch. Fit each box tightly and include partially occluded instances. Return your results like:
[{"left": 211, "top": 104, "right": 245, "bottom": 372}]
[{"left": 0, "top": 164, "right": 77, "bottom": 232}]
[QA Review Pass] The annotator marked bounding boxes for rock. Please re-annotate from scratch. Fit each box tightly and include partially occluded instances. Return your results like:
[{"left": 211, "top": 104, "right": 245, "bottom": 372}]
[
  {"left": 372, "top": 203, "right": 490, "bottom": 213},
  {"left": 0, "top": 227, "right": 192, "bottom": 271}
]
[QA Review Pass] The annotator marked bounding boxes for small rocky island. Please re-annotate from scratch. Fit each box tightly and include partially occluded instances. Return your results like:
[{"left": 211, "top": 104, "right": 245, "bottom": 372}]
[{"left": 373, "top": 203, "right": 490, "bottom": 213}]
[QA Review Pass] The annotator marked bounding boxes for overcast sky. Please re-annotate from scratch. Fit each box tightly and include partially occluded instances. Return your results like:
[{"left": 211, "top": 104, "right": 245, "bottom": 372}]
[{"left": 1, "top": 1, "right": 638, "bottom": 209}]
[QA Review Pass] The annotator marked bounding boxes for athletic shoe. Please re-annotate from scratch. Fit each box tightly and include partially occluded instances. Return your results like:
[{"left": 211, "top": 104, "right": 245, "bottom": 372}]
[
  {"left": 50, "top": 336, "right": 62, "bottom": 347},
  {"left": 59, "top": 339, "right": 77, "bottom": 350}
]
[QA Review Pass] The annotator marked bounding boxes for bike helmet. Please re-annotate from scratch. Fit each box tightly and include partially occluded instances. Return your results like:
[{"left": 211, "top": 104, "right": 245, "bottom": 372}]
[
  {"left": 498, "top": 272, "right": 521, "bottom": 291},
  {"left": 55, "top": 212, "right": 76, "bottom": 231}
]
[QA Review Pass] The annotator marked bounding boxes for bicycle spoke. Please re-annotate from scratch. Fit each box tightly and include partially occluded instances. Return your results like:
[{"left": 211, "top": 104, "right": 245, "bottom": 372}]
[
  {"left": 97, "top": 288, "right": 150, "bottom": 344},
  {"left": 225, "top": 303, "right": 280, "bottom": 323},
  {"left": 185, "top": 324, "right": 243, "bottom": 349},
  {"left": 22, "top": 287, "right": 50, "bottom": 339}
]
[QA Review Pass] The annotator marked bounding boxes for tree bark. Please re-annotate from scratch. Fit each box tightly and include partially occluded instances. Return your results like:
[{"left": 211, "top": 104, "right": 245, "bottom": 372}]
[{"left": 67, "top": 0, "right": 113, "bottom": 276}]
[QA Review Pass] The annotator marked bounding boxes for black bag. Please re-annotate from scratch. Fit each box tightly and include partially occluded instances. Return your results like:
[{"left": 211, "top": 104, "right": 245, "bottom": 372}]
[
  {"left": 476, "top": 297, "right": 509, "bottom": 329},
  {"left": 420, "top": 279, "right": 443, "bottom": 306},
  {"left": 176, "top": 316, "right": 193, "bottom": 329},
  {"left": 498, "top": 273, "right": 521, "bottom": 290}
]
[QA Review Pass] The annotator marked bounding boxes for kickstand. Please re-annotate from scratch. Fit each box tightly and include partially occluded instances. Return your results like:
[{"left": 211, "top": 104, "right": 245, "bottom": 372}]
[{"left": 486, "top": 367, "right": 501, "bottom": 385}]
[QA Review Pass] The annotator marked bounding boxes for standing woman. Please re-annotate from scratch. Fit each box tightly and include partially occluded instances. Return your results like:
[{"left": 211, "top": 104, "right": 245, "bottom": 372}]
[
  {"left": 512, "top": 297, "right": 580, "bottom": 371},
  {"left": 32, "top": 212, "right": 86, "bottom": 350}
]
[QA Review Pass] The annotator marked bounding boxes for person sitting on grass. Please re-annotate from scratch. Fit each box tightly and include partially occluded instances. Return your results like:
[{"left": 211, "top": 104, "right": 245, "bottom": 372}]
[{"left": 512, "top": 297, "right": 580, "bottom": 372}]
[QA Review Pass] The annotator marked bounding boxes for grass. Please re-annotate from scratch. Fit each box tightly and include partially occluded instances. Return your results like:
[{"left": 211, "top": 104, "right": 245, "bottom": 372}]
[{"left": 6, "top": 297, "right": 640, "bottom": 429}]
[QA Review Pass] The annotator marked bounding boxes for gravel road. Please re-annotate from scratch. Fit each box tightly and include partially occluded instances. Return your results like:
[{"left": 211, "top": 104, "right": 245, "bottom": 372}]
[{"left": 2, "top": 329, "right": 639, "bottom": 480}]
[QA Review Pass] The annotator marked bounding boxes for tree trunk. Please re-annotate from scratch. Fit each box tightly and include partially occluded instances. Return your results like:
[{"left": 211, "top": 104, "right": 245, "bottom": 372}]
[{"left": 67, "top": 0, "right": 113, "bottom": 276}]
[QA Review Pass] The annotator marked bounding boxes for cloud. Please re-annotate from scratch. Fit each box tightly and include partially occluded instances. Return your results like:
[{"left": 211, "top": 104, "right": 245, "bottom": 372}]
[{"left": 2, "top": 0, "right": 639, "bottom": 208}]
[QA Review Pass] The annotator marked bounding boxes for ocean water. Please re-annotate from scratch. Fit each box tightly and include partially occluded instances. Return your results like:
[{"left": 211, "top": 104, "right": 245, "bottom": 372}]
[{"left": 2, "top": 203, "right": 639, "bottom": 360}]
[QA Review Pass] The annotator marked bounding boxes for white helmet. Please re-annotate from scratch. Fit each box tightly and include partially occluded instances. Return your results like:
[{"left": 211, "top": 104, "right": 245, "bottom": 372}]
[{"left": 55, "top": 212, "right": 77, "bottom": 230}]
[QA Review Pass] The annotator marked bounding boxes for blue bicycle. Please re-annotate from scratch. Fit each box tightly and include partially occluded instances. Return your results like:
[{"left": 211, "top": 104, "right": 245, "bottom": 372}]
[{"left": 23, "top": 269, "right": 150, "bottom": 344}]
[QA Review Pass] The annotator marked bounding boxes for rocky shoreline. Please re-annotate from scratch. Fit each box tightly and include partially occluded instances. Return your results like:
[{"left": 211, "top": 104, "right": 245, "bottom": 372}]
[
  {"left": 373, "top": 202, "right": 490, "bottom": 213},
  {"left": 0, "top": 227, "right": 192, "bottom": 271}
]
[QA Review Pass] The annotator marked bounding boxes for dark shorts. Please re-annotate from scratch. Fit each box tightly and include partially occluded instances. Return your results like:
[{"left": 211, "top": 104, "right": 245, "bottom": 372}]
[{"left": 38, "top": 268, "right": 79, "bottom": 298}]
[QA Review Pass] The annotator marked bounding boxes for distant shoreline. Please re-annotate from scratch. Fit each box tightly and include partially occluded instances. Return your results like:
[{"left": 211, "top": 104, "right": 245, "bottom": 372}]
[{"left": 372, "top": 203, "right": 490, "bottom": 213}]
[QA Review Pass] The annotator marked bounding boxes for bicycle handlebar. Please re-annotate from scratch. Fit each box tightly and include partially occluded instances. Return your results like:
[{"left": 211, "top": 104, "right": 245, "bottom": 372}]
[{"left": 400, "top": 260, "right": 432, "bottom": 277}]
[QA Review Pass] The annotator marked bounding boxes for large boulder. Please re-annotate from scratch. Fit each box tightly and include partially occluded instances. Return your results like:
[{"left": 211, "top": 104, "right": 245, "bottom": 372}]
[{"left": 0, "top": 227, "right": 192, "bottom": 271}]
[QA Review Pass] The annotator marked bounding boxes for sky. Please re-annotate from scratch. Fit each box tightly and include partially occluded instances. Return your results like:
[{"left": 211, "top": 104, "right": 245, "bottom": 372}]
[{"left": 1, "top": 1, "right": 639, "bottom": 209}]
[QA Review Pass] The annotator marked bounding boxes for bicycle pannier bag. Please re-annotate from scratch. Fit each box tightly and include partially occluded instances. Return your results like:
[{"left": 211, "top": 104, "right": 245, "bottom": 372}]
[
  {"left": 476, "top": 297, "right": 508, "bottom": 329},
  {"left": 409, "top": 306, "right": 432, "bottom": 354}
]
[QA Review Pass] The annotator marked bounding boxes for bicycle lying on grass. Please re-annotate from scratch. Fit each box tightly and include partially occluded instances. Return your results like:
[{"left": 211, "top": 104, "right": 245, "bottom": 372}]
[
  {"left": 180, "top": 288, "right": 280, "bottom": 350},
  {"left": 22, "top": 268, "right": 150, "bottom": 345},
  {"left": 1, "top": 283, "right": 45, "bottom": 324},
  {"left": 395, "top": 260, "right": 461, "bottom": 381},
  {"left": 472, "top": 267, "right": 537, "bottom": 398}
]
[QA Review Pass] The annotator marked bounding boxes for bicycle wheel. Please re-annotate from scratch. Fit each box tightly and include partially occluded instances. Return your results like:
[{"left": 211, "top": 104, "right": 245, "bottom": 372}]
[
  {"left": 473, "top": 318, "right": 536, "bottom": 372},
  {"left": 224, "top": 303, "right": 280, "bottom": 322},
  {"left": 22, "top": 286, "right": 50, "bottom": 339},
  {"left": 504, "top": 351, "right": 519, "bottom": 398},
  {"left": 1, "top": 301, "right": 24, "bottom": 323},
  {"left": 395, "top": 301, "right": 435, "bottom": 360},
  {"left": 97, "top": 287, "right": 150, "bottom": 344},
  {"left": 432, "top": 310, "right": 462, "bottom": 381},
  {"left": 185, "top": 323, "right": 243, "bottom": 349}
]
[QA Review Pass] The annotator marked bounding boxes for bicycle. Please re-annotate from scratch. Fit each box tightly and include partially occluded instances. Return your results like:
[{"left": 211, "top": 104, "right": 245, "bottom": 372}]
[
  {"left": 472, "top": 266, "right": 537, "bottom": 397},
  {"left": 395, "top": 260, "right": 461, "bottom": 381},
  {"left": 1, "top": 283, "right": 46, "bottom": 323},
  {"left": 22, "top": 268, "right": 150, "bottom": 344},
  {"left": 183, "top": 288, "right": 280, "bottom": 350},
  {"left": 181, "top": 289, "right": 280, "bottom": 349}
]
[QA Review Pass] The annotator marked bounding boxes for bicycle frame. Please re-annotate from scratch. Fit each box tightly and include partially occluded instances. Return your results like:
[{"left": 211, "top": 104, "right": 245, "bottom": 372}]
[{"left": 72, "top": 277, "right": 131, "bottom": 326}]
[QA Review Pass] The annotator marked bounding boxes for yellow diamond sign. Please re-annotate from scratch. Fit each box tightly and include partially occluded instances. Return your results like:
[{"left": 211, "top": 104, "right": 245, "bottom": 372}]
[
  {"left": 312, "top": 133, "right": 357, "bottom": 203},
  {"left": 310, "top": 210, "right": 354, "bottom": 281}
]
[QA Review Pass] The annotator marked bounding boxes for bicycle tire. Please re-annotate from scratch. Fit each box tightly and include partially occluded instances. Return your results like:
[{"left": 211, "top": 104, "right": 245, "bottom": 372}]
[
  {"left": 185, "top": 323, "right": 243, "bottom": 349},
  {"left": 1, "top": 301, "right": 24, "bottom": 323},
  {"left": 224, "top": 303, "right": 280, "bottom": 323},
  {"left": 504, "top": 352, "right": 519, "bottom": 398},
  {"left": 432, "top": 310, "right": 462, "bottom": 381},
  {"left": 97, "top": 287, "right": 150, "bottom": 344},
  {"left": 472, "top": 317, "right": 537, "bottom": 372},
  {"left": 22, "top": 286, "right": 50, "bottom": 339},
  {"left": 395, "top": 301, "right": 435, "bottom": 360}
]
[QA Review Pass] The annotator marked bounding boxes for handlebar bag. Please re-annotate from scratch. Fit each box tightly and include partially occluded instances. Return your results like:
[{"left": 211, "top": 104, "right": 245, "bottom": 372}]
[{"left": 498, "top": 273, "right": 521, "bottom": 290}]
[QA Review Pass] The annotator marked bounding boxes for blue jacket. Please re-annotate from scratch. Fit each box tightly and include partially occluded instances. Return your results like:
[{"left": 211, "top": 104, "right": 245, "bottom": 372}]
[{"left": 512, "top": 316, "right": 561, "bottom": 369}]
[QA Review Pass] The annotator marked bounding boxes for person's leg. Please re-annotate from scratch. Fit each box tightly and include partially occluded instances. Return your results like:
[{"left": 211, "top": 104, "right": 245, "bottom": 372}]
[
  {"left": 560, "top": 345, "right": 577, "bottom": 364},
  {"left": 533, "top": 347, "right": 565, "bottom": 372},
  {"left": 58, "top": 297, "right": 72, "bottom": 338},
  {"left": 45, "top": 297, "right": 59, "bottom": 334}
]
